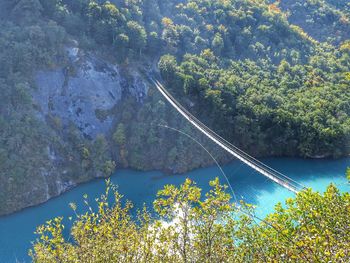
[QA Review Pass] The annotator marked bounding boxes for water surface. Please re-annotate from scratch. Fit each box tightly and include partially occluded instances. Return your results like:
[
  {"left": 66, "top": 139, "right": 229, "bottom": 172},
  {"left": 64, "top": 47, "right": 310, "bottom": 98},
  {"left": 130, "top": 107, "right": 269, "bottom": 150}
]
[{"left": 0, "top": 157, "right": 349, "bottom": 262}]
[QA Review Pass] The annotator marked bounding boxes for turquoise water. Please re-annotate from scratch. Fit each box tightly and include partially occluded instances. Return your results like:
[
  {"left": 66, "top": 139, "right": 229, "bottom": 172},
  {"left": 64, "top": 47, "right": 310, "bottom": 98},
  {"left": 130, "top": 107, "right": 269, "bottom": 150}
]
[{"left": 0, "top": 157, "right": 349, "bottom": 262}]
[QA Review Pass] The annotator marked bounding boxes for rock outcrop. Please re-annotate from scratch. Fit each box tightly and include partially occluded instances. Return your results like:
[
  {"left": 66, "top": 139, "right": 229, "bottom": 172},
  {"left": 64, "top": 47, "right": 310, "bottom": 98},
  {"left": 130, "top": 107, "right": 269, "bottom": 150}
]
[{"left": 0, "top": 47, "right": 152, "bottom": 216}]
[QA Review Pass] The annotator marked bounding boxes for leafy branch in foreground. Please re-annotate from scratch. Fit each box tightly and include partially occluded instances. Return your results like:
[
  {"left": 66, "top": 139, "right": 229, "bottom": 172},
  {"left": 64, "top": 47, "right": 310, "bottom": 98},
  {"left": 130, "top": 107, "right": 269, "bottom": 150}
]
[{"left": 30, "top": 178, "right": 350, "bottom": 262}]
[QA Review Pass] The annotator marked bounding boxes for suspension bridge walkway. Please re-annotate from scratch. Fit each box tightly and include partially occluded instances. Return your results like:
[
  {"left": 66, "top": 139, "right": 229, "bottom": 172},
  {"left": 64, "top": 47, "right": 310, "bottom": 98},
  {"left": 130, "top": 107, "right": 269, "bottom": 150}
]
[{"left": 151, "top": 78, "right": 306, "bottom": 194}]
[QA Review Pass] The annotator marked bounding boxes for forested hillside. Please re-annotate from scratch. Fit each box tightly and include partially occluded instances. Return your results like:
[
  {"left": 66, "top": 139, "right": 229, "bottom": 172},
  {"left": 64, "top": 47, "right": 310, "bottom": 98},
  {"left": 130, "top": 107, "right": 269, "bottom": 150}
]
[
  {"left": 0, "top": 0, "right": 349, "bottom": 215},
  {"left": 275, "top": 0, "right": 350, "bottom": 44}
]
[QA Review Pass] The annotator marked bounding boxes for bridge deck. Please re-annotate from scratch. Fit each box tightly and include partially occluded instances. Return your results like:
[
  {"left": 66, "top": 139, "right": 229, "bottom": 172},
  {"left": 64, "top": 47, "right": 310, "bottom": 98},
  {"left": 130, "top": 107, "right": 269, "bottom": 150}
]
[{"left": 152, "top": 79, "right": 304, "bottom": 194}]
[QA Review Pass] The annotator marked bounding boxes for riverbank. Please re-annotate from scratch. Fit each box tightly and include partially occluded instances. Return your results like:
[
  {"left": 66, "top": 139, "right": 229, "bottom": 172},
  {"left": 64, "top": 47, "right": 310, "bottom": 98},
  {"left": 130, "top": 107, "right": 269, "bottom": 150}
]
[{"left": 0, "top": 157, "right": 349, "bottom": 263}]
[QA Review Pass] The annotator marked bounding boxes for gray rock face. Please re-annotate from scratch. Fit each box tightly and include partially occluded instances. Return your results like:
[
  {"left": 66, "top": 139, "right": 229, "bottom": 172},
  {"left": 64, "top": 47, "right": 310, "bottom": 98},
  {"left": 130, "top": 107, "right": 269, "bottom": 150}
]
[
  {"left": 128, "top": 71, "right": 149, "bottom": 103},
  {"left": 33, "top": 48, "right": 128, "bottom": 138},
  {"left": 5, "top": 47, "right": 152, "bottom": 216}
]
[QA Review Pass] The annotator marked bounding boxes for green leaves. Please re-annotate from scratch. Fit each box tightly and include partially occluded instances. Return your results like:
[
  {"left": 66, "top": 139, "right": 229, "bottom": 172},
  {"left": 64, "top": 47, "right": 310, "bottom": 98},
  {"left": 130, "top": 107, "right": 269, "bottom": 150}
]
[
  {"left": 31, "top": 176, "right": 350, "bottom": 262},
  {"left": 113, "top": 123, "right": 126, "bottom": 146}
]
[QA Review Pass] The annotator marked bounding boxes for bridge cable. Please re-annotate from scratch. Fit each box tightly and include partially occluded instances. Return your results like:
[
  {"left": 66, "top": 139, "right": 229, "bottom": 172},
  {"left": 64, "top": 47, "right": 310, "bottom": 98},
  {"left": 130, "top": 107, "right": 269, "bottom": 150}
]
[
  {"left": 156, "top": 79, "right": 305, "bottom": 189},
  {"left": 157, "top": 123, "right": 311, "bottom": 261},
  {"left": 153, "top": 79, "right": 306, "bottom": 192},
  {"left": 152, "top": 78, "right": 313, "bottom": 260},
  {"left": 157, "top": 124, "right": 238, "bottom": 203}
]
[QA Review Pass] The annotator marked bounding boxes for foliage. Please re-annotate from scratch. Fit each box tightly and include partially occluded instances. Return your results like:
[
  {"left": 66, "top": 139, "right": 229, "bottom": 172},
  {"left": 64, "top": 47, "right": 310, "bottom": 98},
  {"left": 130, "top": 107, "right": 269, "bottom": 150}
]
[
  {"left": 113, "top": 123, "right": 126, "bottom": 146},
  {"left": 158, "top": 49, "right": 350, "bottom": 157},
  {"left": 0, "top": 5, "right": 68, "bottom": 214},
  {"left": 1, "top": 0, "right": 349, "bottom": 215},
  {"left": 30, "top": 178, "right": 350, "bottom": 262},
  {"left": 276, "top": 0, "right": 350, "bottom": 44},
  {"left": 0, "top": 0, "right": 118, "bottom": 214}
]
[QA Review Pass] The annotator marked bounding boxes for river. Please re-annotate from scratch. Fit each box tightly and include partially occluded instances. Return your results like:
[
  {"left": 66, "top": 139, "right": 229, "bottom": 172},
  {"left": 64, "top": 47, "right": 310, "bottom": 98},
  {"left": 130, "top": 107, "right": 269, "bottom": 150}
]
[{"left": 0, "top": 157, "right": 349, "bottom": 262}]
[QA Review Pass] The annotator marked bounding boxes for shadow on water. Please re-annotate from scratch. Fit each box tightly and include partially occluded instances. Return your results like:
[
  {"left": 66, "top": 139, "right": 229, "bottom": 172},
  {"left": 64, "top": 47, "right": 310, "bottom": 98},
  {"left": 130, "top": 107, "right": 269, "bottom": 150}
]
[{"left": 0, "top": 157, "right": 348, "bottom": 262}]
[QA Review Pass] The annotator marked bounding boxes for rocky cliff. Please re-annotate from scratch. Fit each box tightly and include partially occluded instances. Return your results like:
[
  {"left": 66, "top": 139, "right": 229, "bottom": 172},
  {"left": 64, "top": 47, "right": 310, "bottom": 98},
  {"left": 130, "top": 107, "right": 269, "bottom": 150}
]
[
  {"left": 0, "top": 43, "right": 227, "bottom": 216},
  {"left": 0, "top": 46, "right": 151, "bottom": 216}
]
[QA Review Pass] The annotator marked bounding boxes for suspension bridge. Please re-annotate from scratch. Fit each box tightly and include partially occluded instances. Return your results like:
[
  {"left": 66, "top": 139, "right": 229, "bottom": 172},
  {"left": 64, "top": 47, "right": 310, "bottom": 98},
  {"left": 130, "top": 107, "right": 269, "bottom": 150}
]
[{"left": 150, "top": 78, "right": 306, "bottom": 194}]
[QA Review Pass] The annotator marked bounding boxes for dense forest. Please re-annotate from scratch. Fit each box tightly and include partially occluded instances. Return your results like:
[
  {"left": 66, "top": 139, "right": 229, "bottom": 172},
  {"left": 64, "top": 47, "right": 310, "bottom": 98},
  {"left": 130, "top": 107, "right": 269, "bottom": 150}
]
[
  {"left": 0, "top": 0, "right": 349, "bottom": 215},
  {"left": 275, "top": 0, "right": 350, "bottom": 44},
  {"left": 30, "top": 178, "right": 350, "bottom": 262}
]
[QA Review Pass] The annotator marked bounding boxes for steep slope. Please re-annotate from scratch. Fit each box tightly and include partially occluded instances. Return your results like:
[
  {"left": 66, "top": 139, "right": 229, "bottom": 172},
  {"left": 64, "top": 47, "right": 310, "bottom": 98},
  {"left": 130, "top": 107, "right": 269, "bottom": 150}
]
[
  {"left": 0, "top": 0, "right": 349, "bottom": 215},
  {"left": 275, "top": 0, "right": 350, "bottom": 44}
]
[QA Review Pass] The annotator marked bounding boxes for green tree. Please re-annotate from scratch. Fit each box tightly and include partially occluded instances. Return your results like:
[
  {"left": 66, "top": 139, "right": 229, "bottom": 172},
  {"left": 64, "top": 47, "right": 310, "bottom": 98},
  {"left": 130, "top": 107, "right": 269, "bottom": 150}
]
[
  {"left": 212, "top": 33, "right": 224, "bottom": 55},
  {"left": 237, "top": 184, "right": 350, "bottom": 262},
  {"left": 113, "top": 123, "right": 126, "bottom": 146},
  {"left": 147, "top": 31, "right": 161, "bottom": 54},
  {"left": 158, "top": 55, "right": 178, "bottom": 83},
  {"left": 126, "top": 21, "right": 147, "bottom": 55},
  {"left": 30, "top": 178, "right": 350, "bottom": 262},
  {"left": 12, "top": 0, "right": 43, "bottom": 23}
]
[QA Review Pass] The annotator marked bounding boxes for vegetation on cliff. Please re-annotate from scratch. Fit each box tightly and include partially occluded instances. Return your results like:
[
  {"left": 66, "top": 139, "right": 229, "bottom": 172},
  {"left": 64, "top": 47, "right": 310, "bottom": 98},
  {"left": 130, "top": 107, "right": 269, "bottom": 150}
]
[
  {"left": 0, "top": 0, "right": 349, "bottom": 215},
  {"left": 16, "top": 0, "right": 350, "bottom": 159},
  {"left": 30, "top": 178, "right": 350, "bottom": 262}
]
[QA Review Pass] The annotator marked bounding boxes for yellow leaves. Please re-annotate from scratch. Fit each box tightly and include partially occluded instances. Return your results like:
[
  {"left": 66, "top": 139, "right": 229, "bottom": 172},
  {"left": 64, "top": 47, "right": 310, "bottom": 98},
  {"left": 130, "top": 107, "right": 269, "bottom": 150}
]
[
  {"left": 340, "top": 40, "right": 350, "bottom": 53},
  {"left": 201, "top": 49, "right": 215, "bottom": 61},
  {"left": 290, "top": 25, "right": 318, "bottom": 45},
  {"left": 103, "top": 2, "right": 120, "bottom": 18},
  {"left": 268, "top": 3, "right": 281, "bottom": 14},
  {"left": 218, "top": 24, "right": 227, "bottom": 33},
  {"left": 162, "top": 17, "right": 174, "bottom": 27},
  {"left": 69, "top": 202, "right": 77, "bottom": 211},
  {"left": 205, "top": 24, "right": 214, "bottom": 32},
  {"left": 346, "top": 168, "right": 350, "bottom": 182},
  {"left": 335, "top": 249, "right": 346, "bottom": 259},
  {"left": 186, "top": 2, "right": 199, "bottom": 11},
  {"left": 344, "top": 72, "right": 350, "bottom": 82},
  {"left": 31, "top": 179, "right": 350, "bottom": 262}
]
